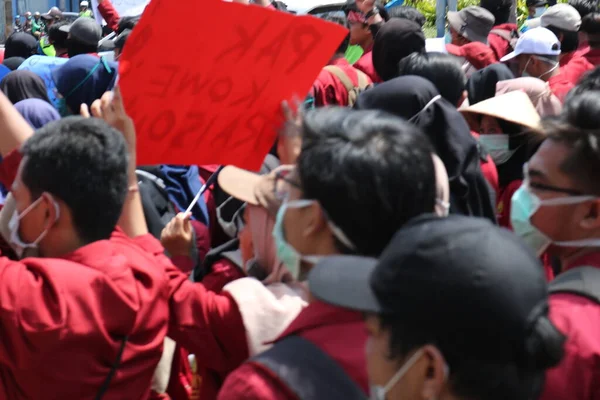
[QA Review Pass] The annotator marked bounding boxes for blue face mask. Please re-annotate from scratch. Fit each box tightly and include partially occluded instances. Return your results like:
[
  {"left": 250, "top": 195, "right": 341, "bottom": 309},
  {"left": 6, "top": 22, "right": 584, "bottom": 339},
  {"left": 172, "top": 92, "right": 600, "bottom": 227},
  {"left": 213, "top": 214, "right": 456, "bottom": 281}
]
[
  {"left": 511, "top": 182, "right": 600, "bottom": 256},
  {"left": 272, "top": 199, "right": 321, "bottom": 280},
  {"left": 445, "top": 31, "right": 452, "bottom": 44}
]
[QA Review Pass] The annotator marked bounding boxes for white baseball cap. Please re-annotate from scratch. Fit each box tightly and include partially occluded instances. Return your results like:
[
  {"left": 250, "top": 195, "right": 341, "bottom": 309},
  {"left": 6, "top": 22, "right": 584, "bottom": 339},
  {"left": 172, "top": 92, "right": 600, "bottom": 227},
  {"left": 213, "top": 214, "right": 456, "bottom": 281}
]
[
  {"left": 501, "top": 27, "right": 561, "bottom": 62},
  {"left": 80, "top": 1, "right": 89, "bottom": 6}
]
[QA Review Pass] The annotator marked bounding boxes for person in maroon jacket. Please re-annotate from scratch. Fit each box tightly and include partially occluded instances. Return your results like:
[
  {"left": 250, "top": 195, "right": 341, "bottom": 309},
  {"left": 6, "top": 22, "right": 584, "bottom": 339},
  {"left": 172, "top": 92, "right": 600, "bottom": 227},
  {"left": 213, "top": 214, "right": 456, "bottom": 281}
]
[
  {"left": 310, "top": 15, "right": 372, "bottom": 107},
  {"left": 481, "top": 0, "right": 519, "bottom": 60},
  {"left": 0, "top": 89, "right": 172, "bottom": 399},
  {"left": 511, "top": 90, "right": 600, "bottom": 400},
  {"left": 218, "top": 108, "right": 446, "bottom": 399},
  {"left": 308, "top": 214, "right": 565, "bottom": 400},
  {"left": 347, "top": 0, "right": 387, "bottom": 83}
]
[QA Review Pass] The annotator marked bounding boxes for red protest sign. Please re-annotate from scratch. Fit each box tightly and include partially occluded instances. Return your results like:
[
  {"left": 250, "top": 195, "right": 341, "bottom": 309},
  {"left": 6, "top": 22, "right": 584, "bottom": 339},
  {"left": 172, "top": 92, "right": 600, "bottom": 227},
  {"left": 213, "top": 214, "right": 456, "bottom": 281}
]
[{"left": 119, "top": 0, "right": 347, "bottom": 171}]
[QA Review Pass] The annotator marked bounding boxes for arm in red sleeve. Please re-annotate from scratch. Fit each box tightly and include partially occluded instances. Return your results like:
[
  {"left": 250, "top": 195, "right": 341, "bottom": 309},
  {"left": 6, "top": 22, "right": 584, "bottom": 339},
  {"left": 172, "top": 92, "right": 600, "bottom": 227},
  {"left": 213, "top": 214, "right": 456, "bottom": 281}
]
[
  {"left": 130, "top": 233, "right": 250, "bottom": 373},
  {"left": 0, "top": 149, "right": 23, "bottom": 189},
  {"left": 97, "top": 0, "right": 121, "bottom": 32},
  {"left": 218, "top": 362, "right": 297, "bottom": 400}
]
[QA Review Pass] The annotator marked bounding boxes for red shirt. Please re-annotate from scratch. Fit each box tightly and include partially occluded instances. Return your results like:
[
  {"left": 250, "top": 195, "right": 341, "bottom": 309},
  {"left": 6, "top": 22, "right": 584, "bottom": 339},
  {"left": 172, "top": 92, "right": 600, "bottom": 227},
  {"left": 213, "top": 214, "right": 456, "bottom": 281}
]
[
  {"left": 487, "top": 23, "right": 518, "bottom": 61},
  {"left": 548, "top": 73, "right": 575, "bottom": 102},
  {"left": 354, "top": 45, "right": 382, "bottom": 83},
  {"left": 312, "top": 57, "right": 372, "bottom": 107},
  {"left": 446, "top": 42, "right": 498, "bottom": 70},
  {"left": 169, "top": 259, "right": 245, "bottom": 400},
  {"left": 540, "top": 253, "right": 600, "bottom": 400},
  {"left": 97, "top": 0, "right": 121, "bottom": 32},
  {"left": 217, "top": 301, "right": 368, "bottom": 399},
  {"left": 558, "top": 47, "right": 600, "bottom": 89},
  {"left": 0, "top": 229, "right": 170, "bottom": 399}
]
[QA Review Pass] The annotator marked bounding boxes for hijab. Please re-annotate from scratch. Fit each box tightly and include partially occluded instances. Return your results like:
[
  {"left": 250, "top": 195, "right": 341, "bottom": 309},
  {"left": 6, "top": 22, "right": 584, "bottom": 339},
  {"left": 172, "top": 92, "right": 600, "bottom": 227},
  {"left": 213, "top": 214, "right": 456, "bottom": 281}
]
[
  {"left": 246, "top": 205, "right": 292, "bottom": 285},
  {"left": 3, "top": 57, "right": 25, "bottom": 71},
  {"left": 467, "top": 63, "right": 514, "bottom": 105},
  {"left": 355, "top": 75, "right": 496, "bottom": 222},
  {"left": 52, "top": 54, "right": 118, "bottom": 113},
  {"left": 495, "top": 77, "right": 563, "bottom": 117},
  {"left": 0, "top": 71, "right": 51, "bottom": 104},
  {"left": 372, "top": 19, "right": 425, "bottom": 82},
  {"left": 4, "top": 33, "right": 38, "bottom": 59},
  {"left": 14, "top": 99, "right": 61, "bottom": 129},
  {"left": 0, "top": 65, "right": 10, "bottom": 83}
]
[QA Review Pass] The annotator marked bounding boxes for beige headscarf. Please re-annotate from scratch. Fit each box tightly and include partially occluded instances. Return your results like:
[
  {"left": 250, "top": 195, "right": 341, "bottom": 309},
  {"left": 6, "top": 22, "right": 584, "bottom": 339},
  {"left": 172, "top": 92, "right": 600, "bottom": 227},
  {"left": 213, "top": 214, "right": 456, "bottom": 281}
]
[
  {"left": 245, "top": 205, "right": 291, "bottom": 284},
  {"left": 495, "top": 77, "right": 563, "bottom": 117}
]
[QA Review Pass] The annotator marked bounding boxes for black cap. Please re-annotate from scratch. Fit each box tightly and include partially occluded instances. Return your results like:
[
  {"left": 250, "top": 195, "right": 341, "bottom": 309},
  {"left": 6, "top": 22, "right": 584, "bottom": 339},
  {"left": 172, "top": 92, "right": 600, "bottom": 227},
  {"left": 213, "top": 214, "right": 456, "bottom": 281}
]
[
  {"left": 309, "top": 214, "right": 551, "bottom": 363},
  {"left": 60, "top": 17, "right": 102, "bottom": 46}
]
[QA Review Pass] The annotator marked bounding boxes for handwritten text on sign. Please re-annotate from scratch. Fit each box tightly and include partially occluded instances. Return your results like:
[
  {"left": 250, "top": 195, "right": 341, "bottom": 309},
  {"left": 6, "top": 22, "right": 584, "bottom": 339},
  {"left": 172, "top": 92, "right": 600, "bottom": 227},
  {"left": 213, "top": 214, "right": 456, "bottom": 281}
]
[{"left": 119, "top": 0, "right": 347, "bottom": 171}]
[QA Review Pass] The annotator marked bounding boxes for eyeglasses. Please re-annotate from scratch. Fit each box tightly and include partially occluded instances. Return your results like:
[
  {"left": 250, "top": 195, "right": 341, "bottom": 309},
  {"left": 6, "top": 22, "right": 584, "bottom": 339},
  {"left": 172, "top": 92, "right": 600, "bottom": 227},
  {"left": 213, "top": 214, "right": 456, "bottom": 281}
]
[{"left": 273, "top": 166, "right": 301, "bottom": 201}]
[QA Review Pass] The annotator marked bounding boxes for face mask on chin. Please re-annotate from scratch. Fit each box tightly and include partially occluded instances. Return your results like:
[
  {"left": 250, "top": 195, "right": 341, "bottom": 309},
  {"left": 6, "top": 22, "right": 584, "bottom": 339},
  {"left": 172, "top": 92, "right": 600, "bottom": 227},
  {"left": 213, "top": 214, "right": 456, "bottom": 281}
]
[{"left": 0, "top": 193, "right": 60, "bottom": 259}]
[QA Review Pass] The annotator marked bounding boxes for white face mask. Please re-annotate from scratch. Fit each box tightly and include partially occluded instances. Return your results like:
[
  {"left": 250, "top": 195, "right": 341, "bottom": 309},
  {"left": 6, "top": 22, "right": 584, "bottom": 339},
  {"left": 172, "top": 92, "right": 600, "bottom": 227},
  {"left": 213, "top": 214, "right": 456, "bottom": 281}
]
[
  {"left": 216, "top": 196, "right": 245, "bottom": 239},
  {"left": 9, "top": 196, "right": 60, "bottom": 259},
  {"left": 370, "top": 350, "right": 424, "bottom": 400},
  {"left": 436, "top": 198, "right": 450, "bottom": 217},
  {"left": 478, "top": 134, "right": 518, "bottom": 165}
]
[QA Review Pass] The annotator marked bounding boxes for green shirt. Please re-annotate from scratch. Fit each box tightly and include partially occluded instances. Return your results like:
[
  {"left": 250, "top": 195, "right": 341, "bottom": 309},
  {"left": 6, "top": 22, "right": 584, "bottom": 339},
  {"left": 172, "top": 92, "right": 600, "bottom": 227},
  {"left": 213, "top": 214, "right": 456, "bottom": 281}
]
[{"left": 345, "top": 45, "right": 364, "bottom": 65}]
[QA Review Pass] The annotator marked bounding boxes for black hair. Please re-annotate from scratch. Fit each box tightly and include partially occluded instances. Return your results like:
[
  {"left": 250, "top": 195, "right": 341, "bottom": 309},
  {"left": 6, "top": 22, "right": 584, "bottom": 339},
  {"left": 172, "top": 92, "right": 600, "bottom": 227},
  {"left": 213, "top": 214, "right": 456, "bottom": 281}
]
[
  {"left": 544, "top": 90, "right": 600, "bottom": 195},
  {"left": 344, "top": 1, "right": 390, "bottom": 21},
  {"left": 480, "top": 0, "right": 512, "bottom": 24},
  {"left": 387, "top": 6, "right": 426, "bottom": 27},
  {"left": 48, "top": 20, "right": 69, "bottom": 50},
  {"left": 67, "top": 38, "right": 97, "bottom": 58},
  {"left": 397, "top": 52, "right": 467, "bottom": 106},
  {"left": 298, "top": 107, "right": 436, "bottom": 257},
  {"left": 117, "top": 15, "right": 140, "bottom": 35},
  {"left": 378, "top": 310, "right": 564, "bottom": 400},
  {"left": 114, "top": 29, "right": 132, "bottom": 51},
  {"left": 21, "top": 117, "right": 129, "bottom": 244},
  {"left": 322, "top": 14, "right": 350, "bottom": 55},
  {"left": 581, "top": 12, "right": 600, "bottom": 46},
  {"left": 545, "top": 25, "right": 579, "bottom": 53},
  {"left": 569, "top": 0, "right": 598, "bottom": 19}
]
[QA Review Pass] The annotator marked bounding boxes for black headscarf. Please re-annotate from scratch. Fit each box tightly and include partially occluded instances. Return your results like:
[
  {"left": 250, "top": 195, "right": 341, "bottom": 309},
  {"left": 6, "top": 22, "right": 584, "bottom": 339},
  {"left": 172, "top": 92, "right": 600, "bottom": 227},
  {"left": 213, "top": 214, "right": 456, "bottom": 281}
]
[
  {"left": 372, "top": 19, "right": 425, "bottom": 82},
  {"left": 467, "top": 64, "right": 514, "bottom": 105},
  {"left": 355, "top": 76, "right": 496, "bottom": 222},
  {"left": 3, "top": 57, "right": 26, "bottom": 71},
  {"left": 0, "top": 71, "right": 51, "bottom": 105},
  {"left": 4, "top": 32, "right": 38, "bottom": 59}
]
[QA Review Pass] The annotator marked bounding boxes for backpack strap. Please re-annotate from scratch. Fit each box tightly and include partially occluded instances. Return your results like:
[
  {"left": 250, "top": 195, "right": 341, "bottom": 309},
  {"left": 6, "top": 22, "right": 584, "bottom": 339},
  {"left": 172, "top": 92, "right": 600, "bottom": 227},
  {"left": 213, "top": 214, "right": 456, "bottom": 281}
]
[
  {"left": 192, "top": 238, "right": 240, "bottom": 282},
  {"left": 95, "top": 337, "right": 128, "bottom": 400},
  {"left": 549, "top": 266, "right": 600, "bottom": 304},
  {"left": 490, "top": 28, "right": 513, "bottom": 42},
  {"left": 323, "top": 65, "right": 356, "bottom": 93},
  {"left": 251, "top": 335, "right": 366, "bottom": 400}
]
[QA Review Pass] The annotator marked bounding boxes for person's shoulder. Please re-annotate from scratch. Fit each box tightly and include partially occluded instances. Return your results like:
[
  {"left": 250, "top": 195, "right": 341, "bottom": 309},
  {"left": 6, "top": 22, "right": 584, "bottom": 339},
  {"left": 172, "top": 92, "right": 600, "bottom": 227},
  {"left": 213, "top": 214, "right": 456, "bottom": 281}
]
[{"left": 218, "top": 361, "right": 296, "bottom": 400}]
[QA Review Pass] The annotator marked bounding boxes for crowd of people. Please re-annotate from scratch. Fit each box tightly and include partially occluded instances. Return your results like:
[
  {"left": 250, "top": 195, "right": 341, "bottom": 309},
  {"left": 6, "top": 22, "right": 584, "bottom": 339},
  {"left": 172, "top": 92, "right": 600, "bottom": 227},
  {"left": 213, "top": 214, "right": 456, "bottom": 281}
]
[{"left": 0, "top": 0, "right": 597, "bottom": 399}]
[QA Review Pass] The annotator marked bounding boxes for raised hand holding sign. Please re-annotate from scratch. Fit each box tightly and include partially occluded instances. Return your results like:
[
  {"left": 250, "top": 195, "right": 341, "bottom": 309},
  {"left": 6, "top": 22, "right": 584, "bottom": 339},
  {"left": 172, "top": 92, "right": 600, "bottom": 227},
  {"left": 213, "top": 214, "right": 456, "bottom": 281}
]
[{"left": 119, "top": 0, "right": 347, "bottom": 171}]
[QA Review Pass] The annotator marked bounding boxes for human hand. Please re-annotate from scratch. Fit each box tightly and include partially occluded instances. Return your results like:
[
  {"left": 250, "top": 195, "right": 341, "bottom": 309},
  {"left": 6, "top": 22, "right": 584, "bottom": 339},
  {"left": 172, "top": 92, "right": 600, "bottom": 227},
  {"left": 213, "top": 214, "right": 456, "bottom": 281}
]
[
  {"left": 278, "top": 98, "right": 303, "bottom": 165},
  {"left": 355, "top": 0, "right": 376, "bottom": 13},
  {"left": 161, "top": 213, "right": 194, "bottom": 257}
]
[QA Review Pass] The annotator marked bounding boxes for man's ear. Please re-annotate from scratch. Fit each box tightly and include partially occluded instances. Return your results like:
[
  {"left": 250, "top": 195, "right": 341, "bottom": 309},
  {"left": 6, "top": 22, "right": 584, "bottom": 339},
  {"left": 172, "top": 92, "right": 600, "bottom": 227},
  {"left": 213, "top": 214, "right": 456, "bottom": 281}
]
[
  {"left": 581, "top": 199, "right": 600, "bottom": 230},
  {"left": 420, "top": 345, "right": 449, "bottom": 400}
]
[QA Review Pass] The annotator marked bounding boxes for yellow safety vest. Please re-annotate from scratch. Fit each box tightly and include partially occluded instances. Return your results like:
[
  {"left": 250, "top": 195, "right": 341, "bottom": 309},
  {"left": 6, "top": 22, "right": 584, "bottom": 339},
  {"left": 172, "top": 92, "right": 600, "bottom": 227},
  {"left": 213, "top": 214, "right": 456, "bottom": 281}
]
[{"left": 40, "top": 36, "right": 56, "bottom": 57}]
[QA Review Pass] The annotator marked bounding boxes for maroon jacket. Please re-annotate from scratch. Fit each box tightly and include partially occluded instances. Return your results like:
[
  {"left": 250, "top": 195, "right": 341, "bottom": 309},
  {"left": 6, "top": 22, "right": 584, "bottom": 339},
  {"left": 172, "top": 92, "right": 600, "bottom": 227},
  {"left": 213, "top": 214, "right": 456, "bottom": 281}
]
[
  {"left": 311, "top": 57, "right": 372, "bottom": 107},
  {"left": 488, "top": 23, "right": 518, "bottom": 61},
  {"left": 540, "top": 253, "right": 600, "bottom": 400}
]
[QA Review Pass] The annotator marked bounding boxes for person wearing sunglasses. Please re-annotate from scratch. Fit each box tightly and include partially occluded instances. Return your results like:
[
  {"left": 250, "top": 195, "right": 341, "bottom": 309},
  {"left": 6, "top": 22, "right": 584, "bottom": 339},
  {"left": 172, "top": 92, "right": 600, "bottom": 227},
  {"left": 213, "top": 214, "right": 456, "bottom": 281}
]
[{"left": 511, "top": 91, "right": 600, "bottom": 400}]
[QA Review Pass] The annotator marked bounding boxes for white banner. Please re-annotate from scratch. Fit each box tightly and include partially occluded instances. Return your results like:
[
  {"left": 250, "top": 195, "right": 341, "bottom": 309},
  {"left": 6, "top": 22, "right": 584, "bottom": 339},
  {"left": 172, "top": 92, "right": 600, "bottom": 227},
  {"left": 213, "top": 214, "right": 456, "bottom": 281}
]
[{"left": 90, "top": 0, "right": 150, "bottom": 26}]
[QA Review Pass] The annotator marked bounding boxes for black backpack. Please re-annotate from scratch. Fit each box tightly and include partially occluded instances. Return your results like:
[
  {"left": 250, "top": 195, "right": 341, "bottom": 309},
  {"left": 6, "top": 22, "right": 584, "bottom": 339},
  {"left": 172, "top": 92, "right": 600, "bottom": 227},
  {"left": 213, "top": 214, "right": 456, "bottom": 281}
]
[
  {"left": 251, "top": 335, "right": 366, "bottom": 400},
  {"left": 136, "top": 167, "right": 177, "bottom": 241},
  {"left": 549, "top": 266, "right": 600, "bottom": 304}
]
